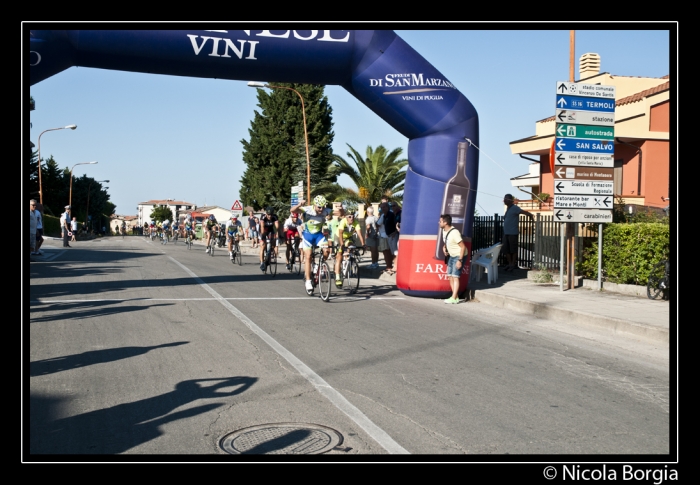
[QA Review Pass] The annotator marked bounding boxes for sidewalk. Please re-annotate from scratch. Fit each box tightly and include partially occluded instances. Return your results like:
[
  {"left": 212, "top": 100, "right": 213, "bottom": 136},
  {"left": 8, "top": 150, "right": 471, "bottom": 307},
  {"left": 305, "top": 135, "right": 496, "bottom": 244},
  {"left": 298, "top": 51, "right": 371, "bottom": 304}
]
[{"left": 234, "top": 241, "right": 670, "bottom": 345}]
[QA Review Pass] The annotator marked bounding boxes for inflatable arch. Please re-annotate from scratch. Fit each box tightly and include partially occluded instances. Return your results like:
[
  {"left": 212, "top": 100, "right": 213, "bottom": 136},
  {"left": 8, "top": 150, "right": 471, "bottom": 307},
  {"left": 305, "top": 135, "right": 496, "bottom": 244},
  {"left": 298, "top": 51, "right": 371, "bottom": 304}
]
[{"left": 29, "top": 30, "right": 479, "bottom": 298}]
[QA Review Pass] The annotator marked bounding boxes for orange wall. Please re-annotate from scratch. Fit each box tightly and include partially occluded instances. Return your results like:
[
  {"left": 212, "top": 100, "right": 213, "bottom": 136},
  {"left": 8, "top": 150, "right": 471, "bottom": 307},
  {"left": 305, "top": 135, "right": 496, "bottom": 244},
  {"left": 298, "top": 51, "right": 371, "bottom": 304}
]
[
  {"left": 650, "top": 100, "right": 670, "bottom": 132},
  {"left": 641, "top": 139, "right": 670, "bottom": 208}
]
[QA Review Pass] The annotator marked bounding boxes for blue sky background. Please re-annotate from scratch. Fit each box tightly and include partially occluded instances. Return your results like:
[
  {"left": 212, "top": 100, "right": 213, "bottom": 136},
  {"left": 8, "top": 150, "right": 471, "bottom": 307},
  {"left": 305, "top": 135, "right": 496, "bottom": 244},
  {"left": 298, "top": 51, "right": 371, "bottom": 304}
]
[{"left": 27, "top": 27, "right": 673, "bottom": 218}]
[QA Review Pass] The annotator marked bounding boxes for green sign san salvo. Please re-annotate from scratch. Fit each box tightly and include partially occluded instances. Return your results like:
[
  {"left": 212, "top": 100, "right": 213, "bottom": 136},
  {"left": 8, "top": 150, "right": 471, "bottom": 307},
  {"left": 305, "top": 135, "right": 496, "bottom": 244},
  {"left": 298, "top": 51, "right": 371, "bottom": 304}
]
[{"left": 556, "top": 123, "right": 614, "bottom": 140}]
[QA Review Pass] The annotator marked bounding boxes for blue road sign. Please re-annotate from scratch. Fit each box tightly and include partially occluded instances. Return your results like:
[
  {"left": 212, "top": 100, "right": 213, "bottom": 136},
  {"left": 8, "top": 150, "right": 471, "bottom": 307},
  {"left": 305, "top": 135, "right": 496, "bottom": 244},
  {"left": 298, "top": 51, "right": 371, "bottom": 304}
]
[
  {"left": 555, "top": 137, "right": 614, "bottom": 154},
  {"left": 555, "top": 95, "right": 615, "bottom": 113}
]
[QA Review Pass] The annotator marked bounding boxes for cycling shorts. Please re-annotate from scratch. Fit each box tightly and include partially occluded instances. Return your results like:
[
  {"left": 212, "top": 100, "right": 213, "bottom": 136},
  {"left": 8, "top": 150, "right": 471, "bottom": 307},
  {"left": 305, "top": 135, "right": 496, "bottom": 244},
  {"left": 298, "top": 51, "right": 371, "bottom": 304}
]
[
  {"left": 260, "top": 232, "right": 277, "bottom": 245},
  {"left": 301, "top": 230, "right": 327, "bottom": 249}
]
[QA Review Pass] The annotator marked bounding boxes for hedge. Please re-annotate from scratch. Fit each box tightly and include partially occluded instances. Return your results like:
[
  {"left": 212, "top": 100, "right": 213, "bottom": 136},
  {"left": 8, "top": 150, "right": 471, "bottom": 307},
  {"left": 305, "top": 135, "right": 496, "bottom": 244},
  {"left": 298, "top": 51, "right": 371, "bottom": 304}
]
[{"left": 578, "top": 223, "right": 670, "bottom": 286}]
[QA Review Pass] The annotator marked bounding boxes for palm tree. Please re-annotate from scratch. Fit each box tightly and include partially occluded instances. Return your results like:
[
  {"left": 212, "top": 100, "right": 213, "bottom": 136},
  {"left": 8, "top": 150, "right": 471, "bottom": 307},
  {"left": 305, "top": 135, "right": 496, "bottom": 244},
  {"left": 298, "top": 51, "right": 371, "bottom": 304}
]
[{"left": 331, "top": 144, "right": 408, "bottom": 206}]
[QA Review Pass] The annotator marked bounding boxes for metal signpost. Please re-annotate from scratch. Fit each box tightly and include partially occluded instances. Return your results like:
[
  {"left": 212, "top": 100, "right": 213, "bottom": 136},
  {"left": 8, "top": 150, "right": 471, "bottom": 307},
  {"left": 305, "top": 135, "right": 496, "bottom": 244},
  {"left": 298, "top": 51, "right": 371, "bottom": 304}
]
[{"left": 554, "top": 81, "right": 616, "bottom": 289}]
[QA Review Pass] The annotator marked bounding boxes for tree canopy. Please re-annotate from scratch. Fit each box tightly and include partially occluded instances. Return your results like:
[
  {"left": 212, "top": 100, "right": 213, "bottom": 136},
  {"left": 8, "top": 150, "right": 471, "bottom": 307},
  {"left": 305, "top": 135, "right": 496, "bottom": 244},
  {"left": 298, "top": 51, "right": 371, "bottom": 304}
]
[
  {"left": 331, "top": 144, "right": 408, "bottom": 206},
  {"left": 150, "top": 206, "right": 174, "bottom": 223},
  {"left": 240, "top": 83, "right": 336, "bottom": 212}
]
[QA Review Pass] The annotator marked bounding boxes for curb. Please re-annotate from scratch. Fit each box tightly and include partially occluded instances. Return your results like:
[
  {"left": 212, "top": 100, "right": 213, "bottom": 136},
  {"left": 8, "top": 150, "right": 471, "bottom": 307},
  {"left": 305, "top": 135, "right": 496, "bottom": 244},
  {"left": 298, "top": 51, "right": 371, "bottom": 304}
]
[{"left": 468, "top": 290, "right": 669, "bottom": 344}]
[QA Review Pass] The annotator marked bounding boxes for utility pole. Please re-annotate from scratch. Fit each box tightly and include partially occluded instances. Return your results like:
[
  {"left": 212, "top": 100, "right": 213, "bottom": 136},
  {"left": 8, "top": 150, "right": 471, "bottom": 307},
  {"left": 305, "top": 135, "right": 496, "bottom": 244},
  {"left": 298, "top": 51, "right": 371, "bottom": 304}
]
[{"left": 566, "top": 30, "right": 576, "bottom": 290}]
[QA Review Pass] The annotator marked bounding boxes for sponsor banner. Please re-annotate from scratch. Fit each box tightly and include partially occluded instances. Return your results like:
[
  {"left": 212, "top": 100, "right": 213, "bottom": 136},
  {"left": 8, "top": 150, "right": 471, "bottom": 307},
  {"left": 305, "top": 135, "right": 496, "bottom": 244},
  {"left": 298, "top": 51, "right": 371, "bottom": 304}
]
[{"left": 396, "top": 237, "right": 471, "bottom": 297}]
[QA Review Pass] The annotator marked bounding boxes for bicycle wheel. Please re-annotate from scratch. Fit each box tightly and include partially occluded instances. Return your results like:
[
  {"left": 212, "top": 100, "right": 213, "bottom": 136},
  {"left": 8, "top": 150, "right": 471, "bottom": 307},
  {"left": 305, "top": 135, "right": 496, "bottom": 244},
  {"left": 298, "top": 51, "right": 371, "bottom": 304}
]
[
  {"left": 318, "top": 261, "right": 331, "bottom": 301},
  {"left": 270, "top": 250, "right": 277, "bottom": 277},
  {"left": 187, "top": 237, "right": 191, "bottom": 249},
  {"left": 647, "top": 260, "right": 668, "bottom": 300},
  {"left": 344, "top": 259, "right": 360, "bottom": 294},
  {"left": 210, "top": 240, "right": 215, "bottom": 256},
  {"left": 292, "top": 250, "right": 301, "bottom": 275}
]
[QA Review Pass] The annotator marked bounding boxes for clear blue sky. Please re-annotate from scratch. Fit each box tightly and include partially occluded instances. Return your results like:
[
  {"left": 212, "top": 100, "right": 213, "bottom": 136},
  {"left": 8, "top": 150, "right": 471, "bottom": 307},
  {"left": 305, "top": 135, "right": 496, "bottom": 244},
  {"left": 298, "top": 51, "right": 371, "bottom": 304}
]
[{"left": 27, "top": 28, "right": 672, "bottom": 218}]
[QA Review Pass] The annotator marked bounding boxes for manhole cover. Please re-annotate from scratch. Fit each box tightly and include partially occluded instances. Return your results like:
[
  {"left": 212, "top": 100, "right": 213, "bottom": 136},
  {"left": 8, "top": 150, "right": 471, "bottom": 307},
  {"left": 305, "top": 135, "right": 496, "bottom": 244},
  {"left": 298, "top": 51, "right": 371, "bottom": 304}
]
[{"left": 220, "top": 423, "right": 343, "bottom": 455}]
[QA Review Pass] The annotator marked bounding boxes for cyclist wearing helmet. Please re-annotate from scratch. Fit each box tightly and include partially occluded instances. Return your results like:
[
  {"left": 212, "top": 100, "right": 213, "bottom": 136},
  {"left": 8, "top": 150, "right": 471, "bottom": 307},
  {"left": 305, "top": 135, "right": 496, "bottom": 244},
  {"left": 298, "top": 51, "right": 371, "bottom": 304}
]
[
  {"left": 226, "top": 214, "right": 243, "bottom": 260},
  {"left": 283, "top": 212, "right": 303, "bottom": 270},
  {"left": 183, "top": 213, "right": 194, "bottom": 240},
  {"left": 335, "top": 211, "right": 365, "bottom": 287},
  {"left": 291, "top": 195, "right": 332, "bottom": 292},
  {"left": 259, "top": 207, "right": 279, "bottom": 271},
  {"left": 205, "top": 214, "right": 218, "bottom": 253}
]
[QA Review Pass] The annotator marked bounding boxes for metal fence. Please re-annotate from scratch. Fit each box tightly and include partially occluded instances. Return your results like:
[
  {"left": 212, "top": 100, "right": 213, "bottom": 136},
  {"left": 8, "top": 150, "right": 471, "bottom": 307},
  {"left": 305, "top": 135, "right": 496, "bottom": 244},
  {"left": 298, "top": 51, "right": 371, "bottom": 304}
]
[{"left": 472, "top": 213, "right": 598, "bottom": 270}]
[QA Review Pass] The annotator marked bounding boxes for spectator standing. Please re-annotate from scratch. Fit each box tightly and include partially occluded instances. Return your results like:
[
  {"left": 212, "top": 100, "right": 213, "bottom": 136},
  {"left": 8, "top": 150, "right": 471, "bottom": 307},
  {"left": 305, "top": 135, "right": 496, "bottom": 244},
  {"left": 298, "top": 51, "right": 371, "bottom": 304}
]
[
  {"left": 502, "top": 193, "right": 534, "bottom": 271},
  {"left": 439, "top": 214, "right": 466, "bottom": 304},
  {"left": 29, "top": 199, "right": 38, "bottom": 256},
  {"left": 376, "top": 202, "right": 396, "bottom": 275},
  {"left": 364, "top": 206, "right": 379, "bottom": 269},
  {"left": 71, "top": 217, "right": 78, "bottom": 242},
  {"left": 34, "top": 201, "right": 45, "bottom": 255},
  {"left": 248, "top": 215, "right": 256, "bottom": 244},
  {"left": 61, "top": 206, "right": 72, "bottom": 247}
]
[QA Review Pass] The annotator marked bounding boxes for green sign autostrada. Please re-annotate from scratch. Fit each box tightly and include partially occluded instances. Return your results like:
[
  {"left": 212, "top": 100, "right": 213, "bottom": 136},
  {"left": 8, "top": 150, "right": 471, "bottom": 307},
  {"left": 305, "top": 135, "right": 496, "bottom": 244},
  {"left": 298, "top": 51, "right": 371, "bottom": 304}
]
[{"left": 555, "top": 123, "right": 614, "bottom": 140}]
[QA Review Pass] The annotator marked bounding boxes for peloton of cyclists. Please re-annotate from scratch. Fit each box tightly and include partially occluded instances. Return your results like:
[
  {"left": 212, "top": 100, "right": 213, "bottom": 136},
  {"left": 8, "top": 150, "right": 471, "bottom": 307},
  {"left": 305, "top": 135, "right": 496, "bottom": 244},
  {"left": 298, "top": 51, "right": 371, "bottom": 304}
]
[
  {"left": 226, "top": 214, "right": 244, "bottom": 261},
  {"left": 204, "top": 214, "right": 219, "bottom": 253},
  {"left": 290, "top": 195, "right": 333, "bottom": 292},
  {"left": 258, "top": 207, "right": 280, "bottom": 271}
]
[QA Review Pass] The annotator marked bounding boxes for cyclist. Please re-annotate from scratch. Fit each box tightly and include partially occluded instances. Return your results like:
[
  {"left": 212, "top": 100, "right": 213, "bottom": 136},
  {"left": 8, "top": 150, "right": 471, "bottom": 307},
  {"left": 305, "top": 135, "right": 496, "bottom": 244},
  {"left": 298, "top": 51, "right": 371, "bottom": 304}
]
[
  {"left": 120, "top": 221, "right": 126, "bottom": 237},
  {"left": 184, "top": 214, "right": 194, "bottom": 242},
  {"left": 149, "top": 220, "right": 155, "bottom": 237},
  {"left": 226, "top": 214, "right": 244, "bottom": 261},
  {"left": 204, "top": 214, "right": 218, "bottom": 253},
  {"left": 335, "top": 212, "right": 365, "bottom": 287},
  {"left": 162, "top": 219, "right": 170, "bottom": 244},
  {"left": 259, "top": 207, "right": 280, "bottom": 271},
  {"left": 291, "top": 195, "right": 332, "bottom": 292},
  {"left": 283, "top": 212, "right": 303, "bottom": 270}
]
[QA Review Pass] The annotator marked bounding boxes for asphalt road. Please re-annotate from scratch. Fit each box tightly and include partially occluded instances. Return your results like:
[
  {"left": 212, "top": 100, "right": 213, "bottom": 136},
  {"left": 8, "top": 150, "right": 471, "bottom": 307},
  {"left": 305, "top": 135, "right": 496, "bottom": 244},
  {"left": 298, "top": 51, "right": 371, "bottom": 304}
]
[{"left": 26, "top": 235, "right": 670, "bottom": 459}]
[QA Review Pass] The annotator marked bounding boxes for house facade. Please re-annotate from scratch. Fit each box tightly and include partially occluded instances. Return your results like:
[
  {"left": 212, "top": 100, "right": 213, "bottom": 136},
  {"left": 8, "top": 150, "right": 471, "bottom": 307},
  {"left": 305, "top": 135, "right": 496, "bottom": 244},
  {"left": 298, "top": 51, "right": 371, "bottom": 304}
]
[
  {"left": 137, "top": 199, "right": 196, "bottom": 227},
  {"left": 509, "top": 53, "right": 670, "bottom": 215}
]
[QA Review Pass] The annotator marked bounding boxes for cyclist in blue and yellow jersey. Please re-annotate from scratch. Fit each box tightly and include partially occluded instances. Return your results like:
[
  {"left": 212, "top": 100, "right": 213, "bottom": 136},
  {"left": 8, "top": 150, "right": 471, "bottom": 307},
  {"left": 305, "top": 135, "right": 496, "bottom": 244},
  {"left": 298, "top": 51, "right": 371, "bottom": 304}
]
[
  {"left": 259, "top": 207, "right": 280, "bottom": 271},
  {"left": 335, "top": 212, "right": 365, "bottom": 287},
  {"left": 226, "top": 214, "right": 244, "bottom": 261},
  {"left": 291, "top": 195, "right": 333, "bottom": 292},
  {"left": 204, "top": 214, "right": 218, "bottom": 253}
]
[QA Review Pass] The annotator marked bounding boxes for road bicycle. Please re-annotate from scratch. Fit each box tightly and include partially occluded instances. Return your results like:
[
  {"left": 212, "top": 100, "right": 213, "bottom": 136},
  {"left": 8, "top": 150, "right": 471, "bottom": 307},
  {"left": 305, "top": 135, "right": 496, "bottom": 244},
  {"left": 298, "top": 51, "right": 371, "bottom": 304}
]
[
  {"left": 206, "top": 230, "right": 217, "bottom": 256},
  {"left": 185, "top": 230, "right": 193, "bottom": 250},
  {"left": 172, "top": 228, "right": 179, "bottom": 244},
  {"left": 647, "top": 259, "right": 670, "bottom": 300},
  {"left": 262, "top": 237, "right": 277, "bottom": 276},
  {"left": 286, "top": 238, "right": 302, "bottom": 275},
  {"left": 306, "top": 244, "right": 331, "bottom": 301},
  {"left": 161, "top": 229, "right": 169, "bottom": 245},
  {"left": 335, "top": 245, "right": 361, "bottom": 294},
  {"left": 230, "top": 237, "right": 243, "bottom": 266}
]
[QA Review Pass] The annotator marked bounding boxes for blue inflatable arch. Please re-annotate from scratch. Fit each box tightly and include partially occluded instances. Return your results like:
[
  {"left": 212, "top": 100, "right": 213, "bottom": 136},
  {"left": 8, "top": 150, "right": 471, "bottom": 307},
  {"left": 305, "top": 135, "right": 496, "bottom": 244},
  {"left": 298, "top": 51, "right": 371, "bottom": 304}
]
[{"left": 29, "top": 30, "right": 479, "bottom": 298}]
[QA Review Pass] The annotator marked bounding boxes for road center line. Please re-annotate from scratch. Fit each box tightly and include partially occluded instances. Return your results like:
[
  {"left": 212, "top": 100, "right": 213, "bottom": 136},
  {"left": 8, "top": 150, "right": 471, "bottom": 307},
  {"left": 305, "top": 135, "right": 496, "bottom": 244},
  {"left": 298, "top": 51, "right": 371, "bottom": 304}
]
[{"left": 168, "top": 256, "right": 410, "bottom": 455}]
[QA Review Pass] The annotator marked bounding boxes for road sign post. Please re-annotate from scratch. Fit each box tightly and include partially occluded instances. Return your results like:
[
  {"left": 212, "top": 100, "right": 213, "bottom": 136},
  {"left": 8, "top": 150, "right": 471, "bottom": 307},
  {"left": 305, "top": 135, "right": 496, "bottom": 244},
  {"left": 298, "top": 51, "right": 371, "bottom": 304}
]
[{"left": 554, "top": 81, "right": 616, "bottom": 289}]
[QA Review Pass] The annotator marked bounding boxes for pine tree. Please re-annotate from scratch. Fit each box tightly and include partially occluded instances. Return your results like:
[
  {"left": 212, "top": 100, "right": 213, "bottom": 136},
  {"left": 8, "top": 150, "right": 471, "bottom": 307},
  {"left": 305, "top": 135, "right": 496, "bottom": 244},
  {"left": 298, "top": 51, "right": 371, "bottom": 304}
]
[{"left": 240, "top": 84, "right": 336, "bottom": 211}]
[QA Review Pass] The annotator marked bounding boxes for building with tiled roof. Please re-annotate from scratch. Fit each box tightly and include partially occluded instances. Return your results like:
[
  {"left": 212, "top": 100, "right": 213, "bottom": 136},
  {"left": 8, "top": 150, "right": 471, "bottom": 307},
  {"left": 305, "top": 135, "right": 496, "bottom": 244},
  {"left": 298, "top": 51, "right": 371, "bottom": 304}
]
[
  {"left": 137, "top": 199, "right": 196, "bottom": 227},
  {"left": 509, "top": 53, "right": 670, "bottom": 213}
]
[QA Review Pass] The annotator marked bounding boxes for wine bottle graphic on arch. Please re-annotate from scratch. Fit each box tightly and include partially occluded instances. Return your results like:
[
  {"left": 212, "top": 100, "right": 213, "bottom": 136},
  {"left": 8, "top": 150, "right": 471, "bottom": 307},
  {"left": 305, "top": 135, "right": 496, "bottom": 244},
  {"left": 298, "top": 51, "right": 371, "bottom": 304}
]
[{"left": 435, "top": 141, "right": 470, "bottom": 261}]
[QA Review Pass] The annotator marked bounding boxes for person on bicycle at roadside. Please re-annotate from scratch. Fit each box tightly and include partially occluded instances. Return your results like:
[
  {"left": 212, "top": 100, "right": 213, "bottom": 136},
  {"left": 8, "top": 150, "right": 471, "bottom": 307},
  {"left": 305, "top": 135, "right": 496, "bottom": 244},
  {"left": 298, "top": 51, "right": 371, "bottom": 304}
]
[
  {"left": 205, "top": 214, "right": 218, "bottom": 253},
  {"left": 259, "top": 207, "right": 279, "bottom": 271},
  {"left": 335, "top": 212, "right": 366, "bottom": 287},
  {"left": 226, "top": 214, "right": 243, "bottom": 260},
  {"left": 283, "top": 212, "right": 303, "bottom": 270},
  {"left": 291, "top": 195, "right": 333, "bottom": 292}
]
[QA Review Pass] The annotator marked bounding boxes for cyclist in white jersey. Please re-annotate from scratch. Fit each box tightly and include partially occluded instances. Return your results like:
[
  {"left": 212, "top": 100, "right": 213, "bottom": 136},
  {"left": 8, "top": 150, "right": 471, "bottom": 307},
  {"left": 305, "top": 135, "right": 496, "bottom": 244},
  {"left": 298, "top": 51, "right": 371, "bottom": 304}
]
[
  {"left": 226, "top": 214, "right": 244, "bottom": 260},
  {"left": 291, "top": 195, "right": 332, "bottom": 292}
]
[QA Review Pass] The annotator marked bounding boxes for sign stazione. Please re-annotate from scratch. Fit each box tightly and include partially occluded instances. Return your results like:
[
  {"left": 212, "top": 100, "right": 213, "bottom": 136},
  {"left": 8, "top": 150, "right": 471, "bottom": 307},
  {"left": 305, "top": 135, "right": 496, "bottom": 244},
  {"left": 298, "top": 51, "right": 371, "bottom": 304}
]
[{"left": 553, "top": 81, "right": 616, "bottom": 223}]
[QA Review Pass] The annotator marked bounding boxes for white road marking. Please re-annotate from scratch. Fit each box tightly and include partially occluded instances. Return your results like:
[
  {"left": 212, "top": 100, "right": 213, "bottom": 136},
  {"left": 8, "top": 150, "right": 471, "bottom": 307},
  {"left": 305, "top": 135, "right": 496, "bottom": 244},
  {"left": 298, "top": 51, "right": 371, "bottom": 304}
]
[{"left": 168, "top": 256, "right": 410, "bottom": 455}]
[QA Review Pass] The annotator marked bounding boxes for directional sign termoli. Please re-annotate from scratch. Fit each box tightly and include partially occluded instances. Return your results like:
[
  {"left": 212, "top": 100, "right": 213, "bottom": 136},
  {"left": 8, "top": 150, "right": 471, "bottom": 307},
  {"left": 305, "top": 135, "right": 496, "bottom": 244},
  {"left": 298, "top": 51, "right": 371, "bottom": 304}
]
[{"left": 554, "top": 81, "right": 616, "bottom": 223}]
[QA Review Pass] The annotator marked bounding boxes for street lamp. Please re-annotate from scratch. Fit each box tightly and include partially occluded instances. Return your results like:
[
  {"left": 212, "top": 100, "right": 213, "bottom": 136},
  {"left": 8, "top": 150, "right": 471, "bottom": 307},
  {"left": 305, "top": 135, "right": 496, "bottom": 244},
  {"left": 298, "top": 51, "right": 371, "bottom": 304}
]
[
  {"left": 86, "top": 179, "right": 109, "bottom": 228},
  {"left": 248, "top": 81, "right": 311, "bottom": 203},
  {"left": 69, "top": 161, "right": 98, "bottom": 211},
  {"left": 36, "top": 124, "right": 77, "bottom": 205}
]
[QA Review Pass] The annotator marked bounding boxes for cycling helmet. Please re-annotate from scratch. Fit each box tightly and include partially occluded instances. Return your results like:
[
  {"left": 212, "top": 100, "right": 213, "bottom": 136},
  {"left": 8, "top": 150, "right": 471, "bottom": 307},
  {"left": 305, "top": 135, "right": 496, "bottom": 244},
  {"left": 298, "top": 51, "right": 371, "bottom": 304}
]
[
  {"left": 313, "top": 195, "right": 327, "bottom": 207},
  {"left": 231, "top": 215, "right": 238, "bottom": 220},
  {"left": 265, "top": 206, "right": 273, "bottom": 215},
  {"left": 208, "top": 214, "right": 215, "bottom": 221}
]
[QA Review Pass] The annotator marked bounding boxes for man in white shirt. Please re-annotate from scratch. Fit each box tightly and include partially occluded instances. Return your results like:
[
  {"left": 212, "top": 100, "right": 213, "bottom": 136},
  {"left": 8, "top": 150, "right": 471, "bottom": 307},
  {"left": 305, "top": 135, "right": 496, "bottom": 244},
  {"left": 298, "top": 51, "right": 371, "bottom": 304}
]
[{"left": 61, "top": 205, "right": 72, "bottom": 247}]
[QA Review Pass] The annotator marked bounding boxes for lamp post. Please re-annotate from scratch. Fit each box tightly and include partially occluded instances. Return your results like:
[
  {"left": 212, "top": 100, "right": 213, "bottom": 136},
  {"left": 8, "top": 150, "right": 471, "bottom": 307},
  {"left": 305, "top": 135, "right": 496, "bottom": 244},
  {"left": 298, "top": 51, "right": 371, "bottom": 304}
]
[
  {"left": 36, "top": 124, "right": 77, "bottom": 205},
  {"left": 69, "top": 161, "right": 98, "bottom": 211},
  {"left": 248, "top": 81, "right": 311, "bottom": 203},
  {"left": 86, "top": 179, "right": 109, "bottom": 229}
]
